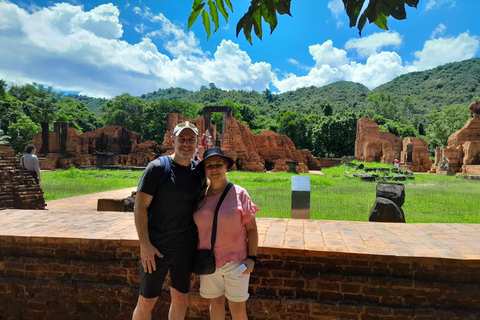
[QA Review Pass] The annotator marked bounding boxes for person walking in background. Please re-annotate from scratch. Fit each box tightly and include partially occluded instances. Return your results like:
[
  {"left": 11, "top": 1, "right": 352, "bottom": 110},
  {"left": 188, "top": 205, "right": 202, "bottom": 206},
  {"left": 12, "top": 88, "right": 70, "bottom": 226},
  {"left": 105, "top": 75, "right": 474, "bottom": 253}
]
[
  {"left": 194, "top": 147, "right": 258, "bottom": 320},
  {"left": 132, "top": 120, "right": 205, "bottom": 320},
  {"left": 206, "top": 130, "right": 213, "bottom": 149},
  {"left": 20, "top": 144, "right": 41, "bottom": 184}
]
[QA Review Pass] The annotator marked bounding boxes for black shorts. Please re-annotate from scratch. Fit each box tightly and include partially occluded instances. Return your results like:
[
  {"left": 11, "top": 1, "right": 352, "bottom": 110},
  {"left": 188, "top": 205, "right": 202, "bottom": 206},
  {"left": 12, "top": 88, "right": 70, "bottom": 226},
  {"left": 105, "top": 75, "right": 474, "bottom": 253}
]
[{"left": 139, "top": 251, "right": 194, "bottom": 298}]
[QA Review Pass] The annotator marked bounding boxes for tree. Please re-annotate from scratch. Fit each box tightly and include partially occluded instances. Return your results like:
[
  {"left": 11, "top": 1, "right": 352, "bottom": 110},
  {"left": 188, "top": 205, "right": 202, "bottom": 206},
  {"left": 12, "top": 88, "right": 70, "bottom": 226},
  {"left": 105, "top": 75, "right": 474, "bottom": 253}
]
[
  {"left": 311, "top": 110, "right": 357, "bottom": 157},
  {"left": 425, "top": 105, "right": 471, "bottom": 149},
  {"left": 100, "top": 94, "right": 146, "bottom": 134},
  {"left": 8, "top": 114, "right": 41, "bottom": 153},
  {"left": 188, "top": 0, "right": 420, "bottom": 44},
  {"left": 55, "top": 97, "right": 100, "bottom": 133},
  {"left": 0, "top": 80, "right": 6, "bottom": 98}
]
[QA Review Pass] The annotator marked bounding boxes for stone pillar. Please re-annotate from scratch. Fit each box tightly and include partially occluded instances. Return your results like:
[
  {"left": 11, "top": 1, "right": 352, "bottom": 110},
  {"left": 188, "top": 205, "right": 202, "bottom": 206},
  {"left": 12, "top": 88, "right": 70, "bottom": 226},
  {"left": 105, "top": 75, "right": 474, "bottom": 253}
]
[
  {"left": 40, "top": 122, "right": 49, "bottom": 155},
  {"left": 291, "top": 176, "right": 310, "bottom": 219},
  {"left": 204, "top": 111, "right": 212, "bottom": 135},
  {"left": 60, "top": 121, "right": 67, "bottom": 154}
]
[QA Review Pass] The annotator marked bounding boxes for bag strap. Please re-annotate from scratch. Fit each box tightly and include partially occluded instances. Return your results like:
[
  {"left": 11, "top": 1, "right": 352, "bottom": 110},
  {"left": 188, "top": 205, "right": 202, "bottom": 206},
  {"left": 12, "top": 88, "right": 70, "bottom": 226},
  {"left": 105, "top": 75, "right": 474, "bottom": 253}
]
[
  {"left": 210, "top": 182, "right": 233, "bottom": 251},
  {"left": 156, "top": 155, "right": 171, "bottom": 189}
]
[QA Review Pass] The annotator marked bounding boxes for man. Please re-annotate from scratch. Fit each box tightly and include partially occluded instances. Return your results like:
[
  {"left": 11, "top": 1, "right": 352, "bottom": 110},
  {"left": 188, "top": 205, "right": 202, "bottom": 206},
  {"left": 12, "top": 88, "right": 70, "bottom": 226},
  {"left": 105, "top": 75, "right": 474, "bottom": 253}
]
[
  {"left": 132, "top": 121, "right": 204, "bottom": 320},
  {"left": 20, "top": 144, "right": 41, "bottom": 184}
]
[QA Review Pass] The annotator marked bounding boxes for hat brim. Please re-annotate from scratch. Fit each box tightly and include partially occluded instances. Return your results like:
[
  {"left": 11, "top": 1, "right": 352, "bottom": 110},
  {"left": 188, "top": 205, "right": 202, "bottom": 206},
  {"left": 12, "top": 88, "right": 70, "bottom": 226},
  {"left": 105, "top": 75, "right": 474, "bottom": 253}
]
[
  {"left": 199, "top": 153, "right": 234, "bottom": 170},
  {"left": 173, "top": 126, "right": 199, "bottom": 136}
]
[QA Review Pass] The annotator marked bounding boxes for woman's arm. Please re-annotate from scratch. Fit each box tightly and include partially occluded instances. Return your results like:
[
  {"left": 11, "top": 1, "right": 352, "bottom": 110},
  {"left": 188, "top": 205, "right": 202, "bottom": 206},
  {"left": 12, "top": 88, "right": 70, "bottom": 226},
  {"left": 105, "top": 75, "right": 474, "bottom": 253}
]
[{"left": 243, "top": 218, "right": 258, "bottom": 274}]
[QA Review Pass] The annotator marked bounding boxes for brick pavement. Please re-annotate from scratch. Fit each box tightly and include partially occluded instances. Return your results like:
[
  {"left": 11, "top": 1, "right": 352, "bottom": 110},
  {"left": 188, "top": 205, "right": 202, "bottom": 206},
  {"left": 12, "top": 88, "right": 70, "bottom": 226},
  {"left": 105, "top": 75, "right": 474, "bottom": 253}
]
[{"left": 1, "top": 209, "right": 480, "bottom": 260}]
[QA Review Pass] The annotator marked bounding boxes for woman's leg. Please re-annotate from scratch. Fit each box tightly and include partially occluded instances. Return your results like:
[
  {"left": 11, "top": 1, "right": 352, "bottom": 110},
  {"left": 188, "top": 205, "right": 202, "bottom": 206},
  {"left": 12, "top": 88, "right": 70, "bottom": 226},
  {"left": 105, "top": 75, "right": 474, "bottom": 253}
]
[
  {"left": 209, "top": 295, "right": 226, "bottom": 320},
  {"left": 227, "top": 300, "right": 247, "bottom": 320}
]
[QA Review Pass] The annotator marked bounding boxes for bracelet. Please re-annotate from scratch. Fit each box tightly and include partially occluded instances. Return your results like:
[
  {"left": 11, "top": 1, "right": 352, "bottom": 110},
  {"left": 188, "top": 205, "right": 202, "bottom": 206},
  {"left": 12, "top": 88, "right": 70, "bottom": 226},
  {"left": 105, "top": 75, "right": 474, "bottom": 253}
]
[{"left": 246, "top": 255, "right": 258, "bottom": 263}]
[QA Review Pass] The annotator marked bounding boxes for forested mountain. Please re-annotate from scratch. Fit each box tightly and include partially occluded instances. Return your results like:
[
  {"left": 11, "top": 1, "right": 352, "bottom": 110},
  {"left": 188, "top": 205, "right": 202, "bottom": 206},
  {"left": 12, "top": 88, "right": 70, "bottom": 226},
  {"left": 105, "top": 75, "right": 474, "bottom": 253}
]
[
  {"left": 374, "top": 58, "right": 480, "bottom": 112},
  {"left": 65, "top": 94, "right": 109, "bottom": 116}
]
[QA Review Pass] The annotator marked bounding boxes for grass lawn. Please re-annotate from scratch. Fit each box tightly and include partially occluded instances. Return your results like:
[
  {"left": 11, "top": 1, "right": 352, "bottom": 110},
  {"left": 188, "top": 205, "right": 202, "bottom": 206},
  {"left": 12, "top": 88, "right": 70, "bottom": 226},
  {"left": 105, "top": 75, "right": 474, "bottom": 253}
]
[
  {"left": 41, "top": 167, "right": 143, "bottom": 201},
  {"left": 41, "top": 164, "right": 480, "bottom": 223}
]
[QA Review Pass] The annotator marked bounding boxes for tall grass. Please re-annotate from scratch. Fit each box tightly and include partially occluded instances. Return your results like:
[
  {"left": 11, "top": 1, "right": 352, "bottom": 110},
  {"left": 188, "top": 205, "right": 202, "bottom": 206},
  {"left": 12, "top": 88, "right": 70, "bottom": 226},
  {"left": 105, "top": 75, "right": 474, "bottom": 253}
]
[{"left": 41, "top": 165, "right": 480, "bottom": 223}]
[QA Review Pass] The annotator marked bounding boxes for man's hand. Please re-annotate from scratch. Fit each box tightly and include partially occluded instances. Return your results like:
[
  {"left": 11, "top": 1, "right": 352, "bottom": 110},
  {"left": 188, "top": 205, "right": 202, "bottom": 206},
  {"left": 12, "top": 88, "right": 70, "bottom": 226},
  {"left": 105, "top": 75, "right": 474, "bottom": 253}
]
[{"left": 140, "top": 243, "right": 163, "bottom": 274}]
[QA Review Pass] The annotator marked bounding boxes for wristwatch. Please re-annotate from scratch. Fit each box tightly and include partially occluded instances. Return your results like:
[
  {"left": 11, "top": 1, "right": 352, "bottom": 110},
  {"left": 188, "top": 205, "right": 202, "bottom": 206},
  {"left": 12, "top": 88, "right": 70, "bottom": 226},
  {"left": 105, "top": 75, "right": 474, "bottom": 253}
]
[{"left": 246, "top": 255, "right": 258, "bottom": 263}]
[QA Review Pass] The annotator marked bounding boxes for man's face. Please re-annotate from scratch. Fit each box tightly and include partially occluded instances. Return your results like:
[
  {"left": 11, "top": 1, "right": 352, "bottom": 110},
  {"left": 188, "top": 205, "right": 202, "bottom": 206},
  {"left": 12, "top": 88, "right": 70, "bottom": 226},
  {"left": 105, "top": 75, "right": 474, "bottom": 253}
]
[{"left": 172, "top": 129, "right": 197, "bottom": 160}]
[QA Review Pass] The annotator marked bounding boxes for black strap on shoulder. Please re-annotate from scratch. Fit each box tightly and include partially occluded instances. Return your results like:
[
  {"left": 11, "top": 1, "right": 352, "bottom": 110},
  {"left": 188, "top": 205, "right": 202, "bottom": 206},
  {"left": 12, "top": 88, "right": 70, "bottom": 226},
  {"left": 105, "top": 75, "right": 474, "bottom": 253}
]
[
  {"left": 210, "top": 182, "right": 233, "bottom": 251},
  {"left": 156, "top": 155, "right": 171, "bottom": 189}
]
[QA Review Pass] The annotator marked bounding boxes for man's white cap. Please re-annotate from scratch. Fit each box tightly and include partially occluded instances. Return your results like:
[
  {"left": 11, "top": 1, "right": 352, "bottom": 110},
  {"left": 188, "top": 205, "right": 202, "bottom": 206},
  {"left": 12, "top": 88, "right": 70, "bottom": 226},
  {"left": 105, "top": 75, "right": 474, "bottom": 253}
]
[{"left": 173, "top": 121, "right": 199, "bottom": 136}]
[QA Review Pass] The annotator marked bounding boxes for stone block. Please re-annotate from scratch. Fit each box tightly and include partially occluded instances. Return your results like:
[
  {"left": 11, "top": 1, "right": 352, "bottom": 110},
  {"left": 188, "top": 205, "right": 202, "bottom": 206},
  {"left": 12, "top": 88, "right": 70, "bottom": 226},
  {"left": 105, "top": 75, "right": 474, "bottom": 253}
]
[{"left": 369, "top": 197, "right": 406, "bottom": 223}]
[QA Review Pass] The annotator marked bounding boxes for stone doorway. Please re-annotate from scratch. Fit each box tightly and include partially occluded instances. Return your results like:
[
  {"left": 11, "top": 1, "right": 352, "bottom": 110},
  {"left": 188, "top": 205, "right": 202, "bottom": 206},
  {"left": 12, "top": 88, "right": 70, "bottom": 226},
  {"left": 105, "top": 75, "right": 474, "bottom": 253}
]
[
  {"left": 265, "top": 160, "right": 274, "bottom": 171},
  {"left": 203, "top": 106, "right": 232, "bottom": 147},
  {"left": 473, "top": 151, "right": 480, "bottom": 165},
  {"left": 407, "top": 144, "right": 413, "bottom": 163}
]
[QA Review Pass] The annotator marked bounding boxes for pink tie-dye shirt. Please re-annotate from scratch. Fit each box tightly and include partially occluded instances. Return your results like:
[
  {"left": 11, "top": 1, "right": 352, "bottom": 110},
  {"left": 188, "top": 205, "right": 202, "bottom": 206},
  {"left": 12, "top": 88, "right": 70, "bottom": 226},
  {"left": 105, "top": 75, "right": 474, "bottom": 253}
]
[{"left": 193, "top": 184, "right": 259, "bottom": 268}]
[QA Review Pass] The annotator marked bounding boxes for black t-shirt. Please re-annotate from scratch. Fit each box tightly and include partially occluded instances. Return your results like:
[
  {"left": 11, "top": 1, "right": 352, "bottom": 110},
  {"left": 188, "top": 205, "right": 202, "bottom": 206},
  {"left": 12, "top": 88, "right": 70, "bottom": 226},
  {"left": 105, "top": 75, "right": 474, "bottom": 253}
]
[{"left": 137, "top": 156, "right": 202, "bottom": 255}]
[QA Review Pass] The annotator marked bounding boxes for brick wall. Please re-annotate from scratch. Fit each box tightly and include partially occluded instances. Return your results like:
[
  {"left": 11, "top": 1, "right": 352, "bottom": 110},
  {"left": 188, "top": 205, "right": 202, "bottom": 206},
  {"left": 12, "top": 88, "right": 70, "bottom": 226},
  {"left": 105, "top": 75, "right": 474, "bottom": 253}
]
[
  {"left": 317, "top": 158, "right": 342, "bottom": 169},
  {"left": 0, "top": 145, "right": 46, "bottom": 210},
  {"left": 1, "top": 235, "right": 479, "bottom": 319}
]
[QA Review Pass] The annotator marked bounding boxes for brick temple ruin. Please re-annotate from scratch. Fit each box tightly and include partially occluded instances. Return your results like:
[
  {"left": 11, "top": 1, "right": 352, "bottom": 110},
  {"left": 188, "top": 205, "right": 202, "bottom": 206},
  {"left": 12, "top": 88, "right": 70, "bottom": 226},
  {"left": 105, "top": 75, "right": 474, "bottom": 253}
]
[
  {"left": 0, "top": 145, "right": 46, "bottom": 210},
  {"left": 355, "top": 117, "right": 432, "bottom": 172},
  {"left": 33, "top": 107, "right": 320, "bottom": 172},
  {"left": 429, "top": 101, "right": 480, "bottom": 174}
]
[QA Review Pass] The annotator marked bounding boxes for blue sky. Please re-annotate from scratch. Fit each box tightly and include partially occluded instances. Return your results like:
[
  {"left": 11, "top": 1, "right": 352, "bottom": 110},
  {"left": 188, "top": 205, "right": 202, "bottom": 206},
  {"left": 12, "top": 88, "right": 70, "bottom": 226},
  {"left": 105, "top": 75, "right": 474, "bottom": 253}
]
[{"left": 0, "top": 0, "right": 479, "bottom": 97}]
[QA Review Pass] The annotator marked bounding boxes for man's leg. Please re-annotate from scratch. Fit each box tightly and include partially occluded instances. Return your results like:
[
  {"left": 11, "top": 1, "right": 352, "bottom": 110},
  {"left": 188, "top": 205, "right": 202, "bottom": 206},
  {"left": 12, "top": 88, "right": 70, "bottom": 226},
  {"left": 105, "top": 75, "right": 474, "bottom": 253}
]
[
  {"left": 169, "top": 287, "right": 188, "bottom": 320},
  {"left": 132, "top": 296, "right": 158, "bottom": 320}
]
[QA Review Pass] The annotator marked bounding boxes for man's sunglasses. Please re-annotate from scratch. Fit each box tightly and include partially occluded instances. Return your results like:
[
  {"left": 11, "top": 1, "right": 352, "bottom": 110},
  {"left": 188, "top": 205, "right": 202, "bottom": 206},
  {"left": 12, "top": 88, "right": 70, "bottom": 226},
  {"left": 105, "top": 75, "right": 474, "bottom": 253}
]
[{"left": 177, "top": 120, "right": 197, "bottom": 128}]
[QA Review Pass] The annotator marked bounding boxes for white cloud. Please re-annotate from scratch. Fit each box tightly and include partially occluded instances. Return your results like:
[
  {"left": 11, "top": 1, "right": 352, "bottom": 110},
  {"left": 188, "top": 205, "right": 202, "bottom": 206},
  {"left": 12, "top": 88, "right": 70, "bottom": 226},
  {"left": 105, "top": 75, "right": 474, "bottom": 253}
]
[
  {"left": 345, "top": 32, "right": 403, "bottom": 57},
  {"left": 431, "top": 23, "right": 446, "bottom": 39},
  {"left": 287, "top": 58, "right": 311, "bottom": 71},
  {"left": 134, "top": 23, "right": 147, "bottom": 34},
  {"left": 327, "top": 0, "right": 344, "bottom": 28},
  {"left": 424, "top": 0, "right": 455, "bottom": 11},
  {"left": 0, "top": 2, "right": 273, "bottom": 97},
  {"left": 274, "top": 31, "right": 479, "bottom": 93},
  {"left": 273, "top": 42, "right": 407, "bottom": 92},
  {"left": 411, "top": 32, "right": 479, "bottom": 70}
]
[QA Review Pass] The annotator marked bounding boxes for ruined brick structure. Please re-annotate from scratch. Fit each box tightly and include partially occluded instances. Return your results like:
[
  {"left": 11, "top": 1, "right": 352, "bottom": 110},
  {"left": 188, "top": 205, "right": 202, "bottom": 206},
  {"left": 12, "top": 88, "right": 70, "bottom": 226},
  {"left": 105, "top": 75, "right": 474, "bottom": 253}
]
[
  {"left": 430, "top": 101, "right": 480, "bottom": 174},
  {"left": 355, "top": 117, "right": 432, "bottom": 172},
  {"left": 32, "top": 125, "right": 162, "bottom": 169},
  {"left": 161, "top": 113, "right": 320, "bottom": 172},
  {"left": 0, "top": 145, "right": 46, "bottom": 210}
]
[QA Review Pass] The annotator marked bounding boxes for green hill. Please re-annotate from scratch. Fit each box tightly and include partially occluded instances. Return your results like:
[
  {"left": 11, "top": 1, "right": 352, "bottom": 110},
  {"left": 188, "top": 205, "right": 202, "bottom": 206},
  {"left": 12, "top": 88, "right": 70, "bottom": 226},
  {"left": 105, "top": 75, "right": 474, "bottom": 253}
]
[{"left": 373, "top": 58, "right": 480, "bottom": 112}]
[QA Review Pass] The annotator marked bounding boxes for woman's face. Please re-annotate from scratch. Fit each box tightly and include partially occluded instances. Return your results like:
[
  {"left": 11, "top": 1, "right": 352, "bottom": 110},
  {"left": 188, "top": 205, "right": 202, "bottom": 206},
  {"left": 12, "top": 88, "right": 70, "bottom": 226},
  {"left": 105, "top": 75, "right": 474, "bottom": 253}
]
[{"left": 204, "top": 155, "right": 227, "bottom": 183}]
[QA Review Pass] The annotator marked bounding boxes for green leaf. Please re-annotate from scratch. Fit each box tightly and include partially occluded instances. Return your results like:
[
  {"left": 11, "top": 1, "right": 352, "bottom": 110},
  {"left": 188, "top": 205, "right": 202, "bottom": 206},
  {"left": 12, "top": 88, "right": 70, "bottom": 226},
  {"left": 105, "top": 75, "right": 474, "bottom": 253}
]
[
  {"left": 253, "top": 5, "right": 263, "bottom": 40},
  {"left": 188, "top": 2, "right": 206, "bottom": 30},
  {"left": 191, "top": 0, "right": 203, "bottom": 9},
  {"left": 236, "top": 14, "right": 253, "bottom": 45},
  {"left": 373, "top": 12, "right": 389, "bottom": 30},
  {"left": 404, "top": 0, "right": 419, "bottom": 8},
  {"left": 201, "top": 9, "right": 211, "bottom": 39},
  {"left": 208, "top": 0, "right": 219, "bottom": 32},
  {"left": 343, "top": 0, "right": 366, "bottom": 28},
  {"left": 225, "top": 0, "right": 233, "bottom": 11},
  {"left": 274, "top": 0, "right": 292, "bottom": 16},
  {"left": 389, "top": 1, "right": 407, "bottom": 20},
  {"left": 216, "top": 0, "right": 229, "bottom": 22},
  {"left": 358, "top": 13, "right": 367, "bottom": 36},
  {"left": 262, "top": 0, "right": 278, "bottom": 34}
]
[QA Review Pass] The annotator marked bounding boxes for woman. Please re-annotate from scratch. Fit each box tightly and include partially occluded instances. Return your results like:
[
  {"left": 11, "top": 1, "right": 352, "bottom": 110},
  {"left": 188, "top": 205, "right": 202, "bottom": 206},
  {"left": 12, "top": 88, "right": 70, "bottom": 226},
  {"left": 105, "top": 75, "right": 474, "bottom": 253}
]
[{"left": 194, "top": 147, "right": 258, "bottom": 320}]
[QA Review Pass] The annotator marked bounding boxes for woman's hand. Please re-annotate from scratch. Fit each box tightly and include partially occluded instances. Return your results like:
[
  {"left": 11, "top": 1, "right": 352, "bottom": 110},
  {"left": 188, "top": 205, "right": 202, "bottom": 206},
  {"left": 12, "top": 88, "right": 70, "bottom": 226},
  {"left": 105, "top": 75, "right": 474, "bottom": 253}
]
[{"left": 243, "top": 258, "right": 255, "bottom": 274}]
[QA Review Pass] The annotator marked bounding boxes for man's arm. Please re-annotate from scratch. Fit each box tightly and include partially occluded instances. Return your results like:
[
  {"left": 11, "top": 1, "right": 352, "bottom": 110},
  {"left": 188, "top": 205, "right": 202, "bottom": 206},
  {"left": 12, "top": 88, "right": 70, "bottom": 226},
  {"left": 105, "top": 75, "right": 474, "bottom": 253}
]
[{"left": 134, "top": 191, "right": 163, "bottom": 274}]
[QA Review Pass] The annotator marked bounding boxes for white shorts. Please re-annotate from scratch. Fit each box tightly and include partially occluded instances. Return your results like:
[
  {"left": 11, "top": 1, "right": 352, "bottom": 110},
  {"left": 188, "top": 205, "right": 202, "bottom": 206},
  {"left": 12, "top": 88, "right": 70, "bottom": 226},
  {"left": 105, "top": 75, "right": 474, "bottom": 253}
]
[{"left": 199, "top": 260, "right": 250, "bottom": 302}]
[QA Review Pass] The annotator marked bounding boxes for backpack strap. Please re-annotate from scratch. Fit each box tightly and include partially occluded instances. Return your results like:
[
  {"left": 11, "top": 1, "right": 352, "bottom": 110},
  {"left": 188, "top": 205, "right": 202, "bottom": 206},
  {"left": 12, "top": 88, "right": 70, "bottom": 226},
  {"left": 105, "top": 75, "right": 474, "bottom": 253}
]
[{"left": 156, "top": 155, "right": 171, "bottom": 189}]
